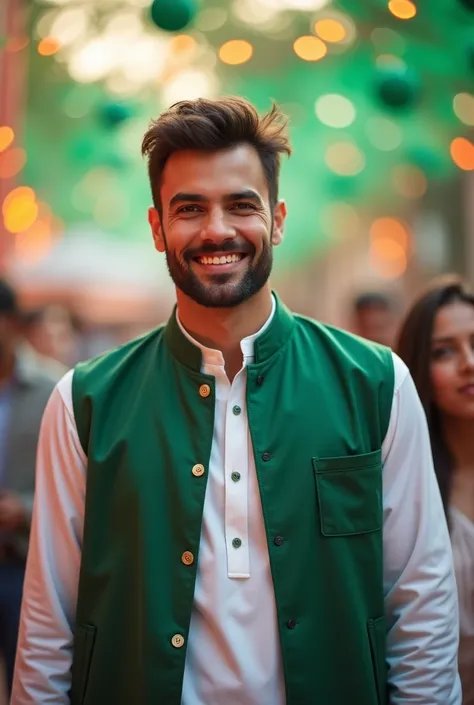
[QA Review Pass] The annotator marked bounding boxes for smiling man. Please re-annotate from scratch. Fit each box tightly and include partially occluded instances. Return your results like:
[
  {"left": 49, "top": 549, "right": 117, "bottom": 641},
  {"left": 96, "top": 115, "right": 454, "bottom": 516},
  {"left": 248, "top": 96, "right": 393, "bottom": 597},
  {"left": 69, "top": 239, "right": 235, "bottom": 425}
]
[{"left": 12, "top": 97, "right": 460, "bottom": 705}]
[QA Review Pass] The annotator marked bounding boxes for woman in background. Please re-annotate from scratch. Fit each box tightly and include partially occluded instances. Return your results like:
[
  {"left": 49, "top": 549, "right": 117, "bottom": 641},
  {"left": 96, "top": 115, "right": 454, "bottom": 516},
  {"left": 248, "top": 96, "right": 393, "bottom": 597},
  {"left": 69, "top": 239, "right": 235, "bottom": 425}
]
[{"left": 397, "top": 275, "right": 474, "bottom": 704}]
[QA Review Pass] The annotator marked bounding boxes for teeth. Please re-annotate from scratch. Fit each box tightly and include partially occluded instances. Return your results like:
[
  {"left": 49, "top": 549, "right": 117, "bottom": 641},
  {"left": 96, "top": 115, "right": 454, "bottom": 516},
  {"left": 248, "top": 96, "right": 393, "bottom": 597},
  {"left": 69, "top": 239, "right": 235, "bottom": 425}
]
[{"left": 198, "top": 254, "right": 243, "bottom": 265}]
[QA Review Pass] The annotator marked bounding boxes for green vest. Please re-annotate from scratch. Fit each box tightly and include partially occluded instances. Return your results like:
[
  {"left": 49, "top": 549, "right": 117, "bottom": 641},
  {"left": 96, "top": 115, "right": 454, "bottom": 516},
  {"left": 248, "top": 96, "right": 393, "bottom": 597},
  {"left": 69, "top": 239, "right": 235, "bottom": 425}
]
[{"left": 70, "top": 295, "right": 394, "bottom": 705}]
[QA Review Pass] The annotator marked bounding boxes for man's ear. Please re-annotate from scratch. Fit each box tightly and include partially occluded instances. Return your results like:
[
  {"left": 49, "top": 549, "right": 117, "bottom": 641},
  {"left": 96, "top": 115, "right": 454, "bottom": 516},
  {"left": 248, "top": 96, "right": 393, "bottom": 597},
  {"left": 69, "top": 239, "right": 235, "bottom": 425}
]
[
  {"left": 148, "top": 207, "right": 165, "bottom": 252},
  {"left": 271, "top": 200, "right": 287, "bottom": 247}
]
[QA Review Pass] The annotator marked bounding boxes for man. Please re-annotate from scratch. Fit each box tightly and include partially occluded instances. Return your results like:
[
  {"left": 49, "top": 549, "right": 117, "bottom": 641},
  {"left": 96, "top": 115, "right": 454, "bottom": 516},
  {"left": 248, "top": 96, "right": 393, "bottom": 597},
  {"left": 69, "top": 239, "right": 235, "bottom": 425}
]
[
  {"left": 12, "top": 98, "right": 460, "bottom": 704},
  {"left": 0, "top": 280, "right": 64, "bottom": 695},
  {"left": 350, "top": 291, "right": 400, "bottom": 347}
]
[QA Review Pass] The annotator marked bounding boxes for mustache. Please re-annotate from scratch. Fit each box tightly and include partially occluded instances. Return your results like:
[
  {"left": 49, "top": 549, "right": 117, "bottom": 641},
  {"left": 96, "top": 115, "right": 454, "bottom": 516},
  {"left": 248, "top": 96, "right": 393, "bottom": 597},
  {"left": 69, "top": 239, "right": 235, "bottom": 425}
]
[{"left": 184, "top": 241, "right": 255, "bottom": 260}]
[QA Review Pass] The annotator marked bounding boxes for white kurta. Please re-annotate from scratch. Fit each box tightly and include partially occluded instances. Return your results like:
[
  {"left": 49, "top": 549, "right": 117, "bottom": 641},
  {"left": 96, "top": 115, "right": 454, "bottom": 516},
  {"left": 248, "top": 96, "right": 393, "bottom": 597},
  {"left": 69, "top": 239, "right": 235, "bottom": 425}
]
[{"left": 11, "top": 307, "right": 461, "bottom": 704}]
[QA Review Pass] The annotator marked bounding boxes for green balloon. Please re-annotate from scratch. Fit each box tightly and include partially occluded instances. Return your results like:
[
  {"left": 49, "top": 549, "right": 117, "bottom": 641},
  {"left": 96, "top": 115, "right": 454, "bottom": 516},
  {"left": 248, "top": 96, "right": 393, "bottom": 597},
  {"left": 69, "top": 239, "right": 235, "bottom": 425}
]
[
  {"left": 374, "top": 66, "right": 420, "bottom": 110},
  {"left": 149, "top": 0, "right": 197, "bottom": 32}
]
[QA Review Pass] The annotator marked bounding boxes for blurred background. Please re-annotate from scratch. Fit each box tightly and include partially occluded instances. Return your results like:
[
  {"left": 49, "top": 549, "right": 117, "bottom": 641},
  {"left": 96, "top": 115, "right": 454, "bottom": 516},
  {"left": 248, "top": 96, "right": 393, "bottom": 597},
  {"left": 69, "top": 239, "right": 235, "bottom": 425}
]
[{"left": 1, "top": 0, "right": 474, "bottom": 357}]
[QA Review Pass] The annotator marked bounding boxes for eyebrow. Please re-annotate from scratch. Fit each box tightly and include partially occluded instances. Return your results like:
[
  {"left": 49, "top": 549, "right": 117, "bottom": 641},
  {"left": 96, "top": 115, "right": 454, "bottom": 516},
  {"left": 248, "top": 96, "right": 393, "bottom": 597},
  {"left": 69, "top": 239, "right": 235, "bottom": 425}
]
[
  {"left": 432, "top": 336, "right": 455, "bottom": 344},
  {"left": 169, "top": 189, "right": 264, "bottom": 209}
]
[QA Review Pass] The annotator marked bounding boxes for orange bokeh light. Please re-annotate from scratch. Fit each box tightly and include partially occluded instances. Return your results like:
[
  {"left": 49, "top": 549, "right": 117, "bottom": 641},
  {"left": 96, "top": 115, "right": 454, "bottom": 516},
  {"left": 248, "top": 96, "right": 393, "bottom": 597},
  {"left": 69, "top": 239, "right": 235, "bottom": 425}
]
[
  {"left": 38, "top": 37, "right": 61, "bottom": 56},
  {"left": 0, "top": 148, "right": 27, "bottom": 179},
  {"left": 450, "top": 137, "right": 474, "bottom": 171},
  {"left": 0, "top": 127, "right": 14, "bottom": 154},
  {"left": 15, "top": 220, "right": 53, "bottom": 263},
  {"left": 314, "top": 19, "right": 347, "bottom": 43},
  {"left": 218, "top": 40, "right": 253, "bottom": 66},
  {"left": 370, "top": 238, "right": 408, "bottom": 278},
  {"left": 5, "top": 36, "right": 29, "bottom": 53},
  {"left": 293, "top": 36, "right": 327, "bottom": 62},
  {"left": 370, "top": 217, "right": 410, "bottom": 249},
  {"left": 388, "top": 0, "right": 417, "bottom": 19}
]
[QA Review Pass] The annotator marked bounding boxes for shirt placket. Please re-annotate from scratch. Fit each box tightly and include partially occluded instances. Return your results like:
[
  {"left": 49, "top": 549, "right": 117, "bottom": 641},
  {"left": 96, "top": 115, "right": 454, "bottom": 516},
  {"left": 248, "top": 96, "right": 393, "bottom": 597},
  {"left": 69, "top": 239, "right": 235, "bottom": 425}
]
[{"left": 224, "top": 368, "right": 250, "bottom": 579}]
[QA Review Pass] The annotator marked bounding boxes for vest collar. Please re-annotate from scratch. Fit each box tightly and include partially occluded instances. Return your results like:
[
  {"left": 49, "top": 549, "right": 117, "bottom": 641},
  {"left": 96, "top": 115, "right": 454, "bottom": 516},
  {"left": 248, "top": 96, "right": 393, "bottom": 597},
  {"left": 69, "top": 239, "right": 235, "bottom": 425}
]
[{"left": 164, "top": 292, "right": 295, "bottom": 372}]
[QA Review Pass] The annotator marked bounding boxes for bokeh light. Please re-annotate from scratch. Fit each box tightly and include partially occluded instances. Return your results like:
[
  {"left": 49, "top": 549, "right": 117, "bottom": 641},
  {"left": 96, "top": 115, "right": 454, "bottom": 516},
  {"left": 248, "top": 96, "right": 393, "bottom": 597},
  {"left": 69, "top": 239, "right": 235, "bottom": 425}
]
[
  {"left": 450, "top": 137, "right": 474, "bottom": 170},
  {"left": 38, "top": 37, "right": 61, "bottom": 56},
  {"left": 366, "top": 116, "right": 402, "bottom": 151},
  {"left": 314, "top": 19, "right": 346, "bottom": 43},
  {"left": 370, "top": 237, "right": 407, "bottom": 278},
  {"left": 388, "top": 0, "right": 417, "bottom": 20},
  {"left": 218, "top": 40, "right": 253, "bottom": 65},
  {"left": 0, "top": 127, "right": 15, "bottom": 154},
  {"left": 315, "top": 94, "right": 356, "bottom": 128},
  {"left": 325, "top": 142, "right": 365, "bottom": 176},
  {"left": 370, "top": 216, "right": 410, "bottom": 278},
  {"left": 2, "top": 188, "right": 39, "bottom": 234},
  {"left": 392, "top": 164, "right": 427, "bottom": 199},
  {"left": 293, "top": 36, "right": 327, "bottom": 61},
  {"left": 453, "top": 93, "right": 474, "bottom": 127},
  {"left": 0, "top": 148, "right": 27, "bottom": 179}
]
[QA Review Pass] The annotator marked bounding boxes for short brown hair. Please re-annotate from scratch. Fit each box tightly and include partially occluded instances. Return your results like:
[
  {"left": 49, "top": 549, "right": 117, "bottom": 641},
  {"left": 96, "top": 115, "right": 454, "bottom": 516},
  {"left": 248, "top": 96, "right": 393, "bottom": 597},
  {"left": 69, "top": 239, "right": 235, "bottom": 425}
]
[{"left": 141, "top": 96, "right": 292, "bottom": 212}]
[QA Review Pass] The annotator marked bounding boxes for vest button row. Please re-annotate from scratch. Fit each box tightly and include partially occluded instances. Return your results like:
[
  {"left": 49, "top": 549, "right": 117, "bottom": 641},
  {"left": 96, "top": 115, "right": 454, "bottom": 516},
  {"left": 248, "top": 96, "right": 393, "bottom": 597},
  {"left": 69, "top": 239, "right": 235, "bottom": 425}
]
[
  {"left": 171, "top": 634, "right": 185, "bottom": 648},
  {"left": 192, "top": 463, "right": 205, "bottom": 477},
  {"left": 286, "top": 619, "right": 297, "bottom": 630},
  {"left": 261, "top": 452, "right": 271, "bottom": 462},
  {"left": 274, "top": 536, "right": 285, "bottom": 546},
  {"left": 181, "top": 551, "right": 194, "bottom": 566}
]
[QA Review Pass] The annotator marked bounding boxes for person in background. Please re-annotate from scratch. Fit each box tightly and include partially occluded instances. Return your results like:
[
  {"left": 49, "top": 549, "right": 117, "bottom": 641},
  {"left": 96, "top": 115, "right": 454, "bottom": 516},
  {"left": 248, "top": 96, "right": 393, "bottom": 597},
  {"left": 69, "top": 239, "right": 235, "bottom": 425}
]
[
  {"left": 397, "top": 275, "right": 474, "bottom": 705},
  {"left": 351, "top": 291, "right": 400, "bottom": 347},
  {"left": 0, "top": 280, "right": 65, "bottom": 695},
  {"left": 13, "top": 97, "right": 459, "bottom": 704},
  {"left": 22, "top": 304, "right": 78, "bottom": 367}
]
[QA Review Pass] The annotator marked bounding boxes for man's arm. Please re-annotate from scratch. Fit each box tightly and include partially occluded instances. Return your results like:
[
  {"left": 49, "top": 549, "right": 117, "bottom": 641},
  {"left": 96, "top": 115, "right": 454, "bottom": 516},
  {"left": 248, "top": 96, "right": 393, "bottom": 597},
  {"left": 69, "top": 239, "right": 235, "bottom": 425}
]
[
  {"left": 382, "top": 353, "right": 461, "bottom": 703},
  {"left": 11, "top": 369, "right": 86, "bottom": 704}
]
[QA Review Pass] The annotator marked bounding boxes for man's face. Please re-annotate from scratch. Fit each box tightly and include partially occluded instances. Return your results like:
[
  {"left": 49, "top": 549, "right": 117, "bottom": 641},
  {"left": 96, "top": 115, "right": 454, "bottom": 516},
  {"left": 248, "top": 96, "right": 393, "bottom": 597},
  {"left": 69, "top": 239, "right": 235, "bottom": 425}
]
[{"left": 148, "top": 144, "right": 286, "bottom": 308}]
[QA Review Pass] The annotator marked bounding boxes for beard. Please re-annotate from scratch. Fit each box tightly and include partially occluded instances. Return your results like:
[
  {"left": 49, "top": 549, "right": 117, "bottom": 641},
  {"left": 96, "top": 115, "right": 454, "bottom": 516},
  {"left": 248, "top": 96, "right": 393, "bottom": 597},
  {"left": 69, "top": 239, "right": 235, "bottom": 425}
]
[{"left": 163, "top": 232, "right": 274, "bottom": 309}]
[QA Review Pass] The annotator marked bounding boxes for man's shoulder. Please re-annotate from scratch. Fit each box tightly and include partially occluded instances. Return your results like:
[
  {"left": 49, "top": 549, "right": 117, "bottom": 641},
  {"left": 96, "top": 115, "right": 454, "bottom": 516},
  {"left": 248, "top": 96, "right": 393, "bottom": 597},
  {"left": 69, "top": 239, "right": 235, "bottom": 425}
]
[
  {"left": 292, "top": 313, "right": 393, "bottom": 366},
  {"left": 73, "top": 325, "right": 166, "bottom": 388}
]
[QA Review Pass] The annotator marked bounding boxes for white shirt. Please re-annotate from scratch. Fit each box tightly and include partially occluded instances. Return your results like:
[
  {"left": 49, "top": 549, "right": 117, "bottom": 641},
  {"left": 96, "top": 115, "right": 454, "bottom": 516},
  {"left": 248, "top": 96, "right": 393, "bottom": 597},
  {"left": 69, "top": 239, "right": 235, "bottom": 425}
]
[{"left": 12, "top": 306, "right": 461, "bottom": 704}]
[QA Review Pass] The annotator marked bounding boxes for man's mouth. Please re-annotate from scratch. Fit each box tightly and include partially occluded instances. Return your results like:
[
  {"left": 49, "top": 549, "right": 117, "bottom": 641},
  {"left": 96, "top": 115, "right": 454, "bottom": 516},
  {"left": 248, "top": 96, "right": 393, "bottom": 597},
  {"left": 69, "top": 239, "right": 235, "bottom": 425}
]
[{"left": 193, "top": 253, "right": 246, "bottom": 266}]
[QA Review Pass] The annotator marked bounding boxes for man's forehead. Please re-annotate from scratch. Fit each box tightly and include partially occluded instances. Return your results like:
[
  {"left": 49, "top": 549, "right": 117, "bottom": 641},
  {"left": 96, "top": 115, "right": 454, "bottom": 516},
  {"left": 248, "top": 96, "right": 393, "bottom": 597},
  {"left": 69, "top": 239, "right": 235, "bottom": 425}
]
[{"left": 161, "top": 145, "right": 268, "bottom": 196}]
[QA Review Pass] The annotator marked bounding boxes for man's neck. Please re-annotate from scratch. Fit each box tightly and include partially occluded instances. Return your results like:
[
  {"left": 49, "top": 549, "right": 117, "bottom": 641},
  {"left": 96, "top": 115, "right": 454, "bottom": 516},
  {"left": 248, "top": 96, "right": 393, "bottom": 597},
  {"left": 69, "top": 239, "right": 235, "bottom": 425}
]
[{"left": 176, "top": 285, "right": 273, "bottom": 380}]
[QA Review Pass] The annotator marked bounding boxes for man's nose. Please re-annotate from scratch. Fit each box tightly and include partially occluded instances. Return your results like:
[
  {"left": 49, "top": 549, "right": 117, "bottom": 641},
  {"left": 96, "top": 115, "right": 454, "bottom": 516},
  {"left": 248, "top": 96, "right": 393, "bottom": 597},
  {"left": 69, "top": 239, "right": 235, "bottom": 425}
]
[{"left": 200, "top": 207, "right": 235, "bottom": 243}]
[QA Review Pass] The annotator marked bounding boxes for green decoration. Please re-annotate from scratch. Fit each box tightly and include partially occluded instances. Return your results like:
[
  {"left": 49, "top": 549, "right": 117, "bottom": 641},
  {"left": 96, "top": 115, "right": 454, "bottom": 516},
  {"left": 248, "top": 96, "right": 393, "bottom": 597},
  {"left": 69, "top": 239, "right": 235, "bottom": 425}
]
[
  {"left": 374, "top": 66, "right": 421, "bottom": 110},
  {"left": 149, "top": 0, "right": 197, "bottom": 32},
  {"left": 99, "top": 102, "right": 134, "bottom": 128}
]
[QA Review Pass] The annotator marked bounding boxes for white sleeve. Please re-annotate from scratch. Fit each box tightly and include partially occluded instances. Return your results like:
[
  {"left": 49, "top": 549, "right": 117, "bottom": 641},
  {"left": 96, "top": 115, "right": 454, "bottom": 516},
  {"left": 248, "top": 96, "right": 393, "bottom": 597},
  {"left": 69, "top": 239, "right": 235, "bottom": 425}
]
[
  {"left": 382, "top": 352, "right": 461, "bottom": 704},
  {"left": 11, "top": 370, "right": 86, "bottom": 704}
]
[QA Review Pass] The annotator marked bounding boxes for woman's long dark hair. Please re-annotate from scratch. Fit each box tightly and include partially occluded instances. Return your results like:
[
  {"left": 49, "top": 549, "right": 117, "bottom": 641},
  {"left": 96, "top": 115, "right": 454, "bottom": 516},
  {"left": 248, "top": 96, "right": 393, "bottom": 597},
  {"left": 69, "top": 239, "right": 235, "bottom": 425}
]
[{"left": 396, "top": 275, "right": 474, "bottom": 514}]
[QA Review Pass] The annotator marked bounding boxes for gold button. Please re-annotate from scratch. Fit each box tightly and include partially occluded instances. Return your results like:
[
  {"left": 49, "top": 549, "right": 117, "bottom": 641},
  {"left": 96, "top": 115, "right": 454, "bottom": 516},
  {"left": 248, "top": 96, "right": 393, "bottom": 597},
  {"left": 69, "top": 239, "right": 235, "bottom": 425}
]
[
  {"left": 181, "top": 551, "right": 194, "bottom": 566},
  {"left": 171, "top": 633, "right": 185, "bottom": 649},
  {"left": 192, "top": 463, "right": 205, "bottom": 477},
  {"left": 199, "top": 384, "right": 211, "bottom": 398}
]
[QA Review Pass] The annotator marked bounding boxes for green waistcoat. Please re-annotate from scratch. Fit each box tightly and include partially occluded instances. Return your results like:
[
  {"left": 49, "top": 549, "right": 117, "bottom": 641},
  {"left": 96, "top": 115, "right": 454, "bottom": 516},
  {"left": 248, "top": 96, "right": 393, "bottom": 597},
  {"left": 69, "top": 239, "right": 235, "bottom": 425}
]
[{"left": 70, "top": 294, "right": 394, "bottom": 705}]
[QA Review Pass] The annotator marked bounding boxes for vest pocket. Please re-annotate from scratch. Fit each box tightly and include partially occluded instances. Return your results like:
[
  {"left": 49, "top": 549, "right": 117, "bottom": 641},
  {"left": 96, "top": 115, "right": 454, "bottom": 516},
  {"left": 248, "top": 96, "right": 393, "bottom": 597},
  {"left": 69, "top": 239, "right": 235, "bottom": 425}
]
[
  {"left": 71, "top": 623, "right": 96, "bottom": 705},
  {"left": 367, "top": 615, "right": 388, "bottom": 705},
  {"left": 312, "top": 450, "right": 382, "bottom": 536}
]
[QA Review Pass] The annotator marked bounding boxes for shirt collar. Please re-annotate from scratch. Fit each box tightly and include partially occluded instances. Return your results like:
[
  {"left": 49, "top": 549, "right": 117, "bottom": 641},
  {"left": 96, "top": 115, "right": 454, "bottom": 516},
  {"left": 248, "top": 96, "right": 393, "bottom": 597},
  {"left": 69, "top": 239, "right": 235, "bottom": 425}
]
[
  {"left": 175, "top": 295, "right": 276, "bottom": 368},
  {"left": 164, "top": 291, "right": 295, "bottom": 373}
]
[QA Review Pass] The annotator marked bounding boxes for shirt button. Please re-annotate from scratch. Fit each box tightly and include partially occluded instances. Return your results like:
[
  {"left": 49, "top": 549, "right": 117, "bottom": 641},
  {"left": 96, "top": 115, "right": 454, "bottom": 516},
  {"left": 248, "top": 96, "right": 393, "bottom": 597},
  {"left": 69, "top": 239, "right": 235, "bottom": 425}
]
[
  {"left": 181, "top": 551, "right": 194, "bottom": 566},
  {"left": 286, "top": 619, "right": 297, "bottom": 630},
  {"left": 171, "top": 634, "right": 185, "bottom": 648},
  {"left": 231, "top": 471, "right": 241, "bottom": 482},
  {"left": 257, "top": 376, "right": 264, "bottom": 386},
  {"left": 262, "top": 452, "right": 271, "bottom": 462},
  {"left": 274, "top": 536, "right": 285, "bottom": 546},
  {"left": 199, "top": 384, "right": 211, "bottom": 398},
  {"left": 192, "top": 463, "right": 205, "bottom": 477},
  {"left": 232, "top": 537, "right": 242, "bottom": 549},
  {"left": 232, "top": 405, "right": 241, "bottom": 416}
]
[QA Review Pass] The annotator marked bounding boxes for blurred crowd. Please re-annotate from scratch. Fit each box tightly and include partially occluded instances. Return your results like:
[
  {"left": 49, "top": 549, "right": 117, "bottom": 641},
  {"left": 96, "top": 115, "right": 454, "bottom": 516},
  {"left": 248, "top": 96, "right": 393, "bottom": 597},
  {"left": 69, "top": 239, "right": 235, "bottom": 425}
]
[{"left": 0, "top": 272, "right": 473, "bottom": 699}]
